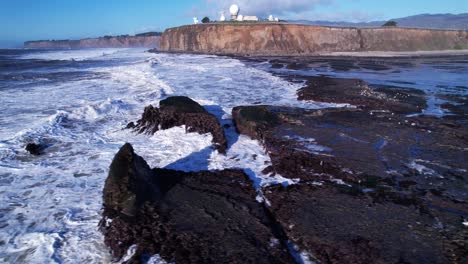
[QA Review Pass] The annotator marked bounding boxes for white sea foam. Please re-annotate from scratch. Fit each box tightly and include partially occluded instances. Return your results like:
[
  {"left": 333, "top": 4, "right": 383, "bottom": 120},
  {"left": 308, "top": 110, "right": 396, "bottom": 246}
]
[
  {"left": 209, "top": 135, "right": 299, "bottom": 188},
  {"left": 147, "top": 254, "right": 172, "bottom": 264},
  {"left": 1, "top": 49, "right": 326, "bottom": 262},
  {"left": 284, "top": 135, "right": 333, "bottom": 155},
  {"left": 287, "top": 241, "right": 317, "bottom": 264},
  {"left": 0, "top": 49, "right": 171, "bottom": 262},
  {"left": 1, "top": 232, "right": 61, "bottom": 263},
  {"left": 151, "top": 53, "right": 345, "bottom": 112},
  {"left": 20, "top": 48, "right": 127, "bottom": 61},
  {"left": 407, "top": 160, "right": 437, "bottom": 175}
]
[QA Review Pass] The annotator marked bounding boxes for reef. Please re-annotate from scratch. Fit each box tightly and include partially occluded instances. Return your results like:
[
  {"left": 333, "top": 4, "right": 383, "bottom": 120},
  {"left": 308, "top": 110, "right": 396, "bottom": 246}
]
[{"left": 297, "top": 76, "right": 427, "bottom": 114}]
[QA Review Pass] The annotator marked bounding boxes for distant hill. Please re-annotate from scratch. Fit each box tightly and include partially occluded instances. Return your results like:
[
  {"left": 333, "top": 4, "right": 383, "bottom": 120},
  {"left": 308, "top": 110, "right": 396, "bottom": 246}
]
[
  {"left": 24, "top": 32, "right": 162, "bottom": 49},
  {"left": 293, "top": 13, "right": 468, "bottom": 30}
]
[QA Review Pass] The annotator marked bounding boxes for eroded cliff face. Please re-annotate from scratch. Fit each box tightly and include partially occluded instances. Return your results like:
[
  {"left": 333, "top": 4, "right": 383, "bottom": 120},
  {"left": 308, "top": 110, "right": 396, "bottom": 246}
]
[
  {"left": 160, "top": 24, "right": 468, "bottom": 55},
  {"left": 24, "top": 36, "right": 160, "bottom": 49}
]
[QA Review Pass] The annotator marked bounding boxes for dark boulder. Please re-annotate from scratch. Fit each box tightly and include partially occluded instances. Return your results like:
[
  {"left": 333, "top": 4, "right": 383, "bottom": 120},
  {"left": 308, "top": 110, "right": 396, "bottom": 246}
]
[
  {"left": 231, "top": 105, "right": 281, "bottom": 140},
  {"left": 25, "top": 143, "right": 45, "bottom": 155},
  {"left": 133, "top": 96, "right": 227, "bottom": 153},
  {"left": 297, "top": 76, "right": 427, "bottom": 114},
  {"left": 100, "top": 143, "right": 294, "bottom": 264}
]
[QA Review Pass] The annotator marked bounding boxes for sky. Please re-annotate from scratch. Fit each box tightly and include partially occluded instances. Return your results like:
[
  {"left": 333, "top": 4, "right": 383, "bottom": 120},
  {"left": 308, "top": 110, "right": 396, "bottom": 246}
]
[{"left": 0, "top": 0, "right": 467, "bottom": 47}]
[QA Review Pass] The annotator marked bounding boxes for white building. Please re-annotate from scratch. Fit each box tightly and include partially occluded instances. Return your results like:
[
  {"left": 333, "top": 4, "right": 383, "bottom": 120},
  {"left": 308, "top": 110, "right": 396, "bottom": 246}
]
[
  {"left": 227, "top": 4, "right": 274, "bottom": 22},
  {"left": 242, "top": 15, "right": 259, "bottom": 21},
  {"left": 268, "top": 14, "right": 280, "bottom": 22}
]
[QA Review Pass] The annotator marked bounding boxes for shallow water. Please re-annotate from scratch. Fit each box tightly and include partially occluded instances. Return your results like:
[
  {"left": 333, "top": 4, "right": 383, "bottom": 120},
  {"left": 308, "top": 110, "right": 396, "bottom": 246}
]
[
  {"left": 250, "top": 56, "right": 468, "bottom": 116},
  {"left": 0, "top": 48, "right": 466, "bottom": 263}
]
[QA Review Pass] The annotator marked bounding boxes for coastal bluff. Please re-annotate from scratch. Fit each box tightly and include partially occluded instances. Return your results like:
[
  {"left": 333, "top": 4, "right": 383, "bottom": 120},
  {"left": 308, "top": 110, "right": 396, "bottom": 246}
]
[
  {"left": 160, "top": 24, "right": 468, "bottom": 56},
  {"left": 24, "top": 34, "right": 161, "bottom": 49}
]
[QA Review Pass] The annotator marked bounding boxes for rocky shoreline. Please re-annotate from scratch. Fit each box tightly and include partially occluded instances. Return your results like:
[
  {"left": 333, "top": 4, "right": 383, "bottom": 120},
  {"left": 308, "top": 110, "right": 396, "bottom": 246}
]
[{"left": 99, "top": 58, "right": 467, "bottom": 263}]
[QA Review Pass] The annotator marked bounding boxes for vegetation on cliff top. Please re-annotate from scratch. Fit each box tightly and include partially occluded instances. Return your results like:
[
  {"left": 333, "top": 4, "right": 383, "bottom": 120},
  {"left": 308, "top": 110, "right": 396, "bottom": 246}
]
[
  {"left": 26, "top": 32, "right": 162, "bottom": 43},
  {"left": 382, "top": 21, "right": 398, "bottom": 27}
]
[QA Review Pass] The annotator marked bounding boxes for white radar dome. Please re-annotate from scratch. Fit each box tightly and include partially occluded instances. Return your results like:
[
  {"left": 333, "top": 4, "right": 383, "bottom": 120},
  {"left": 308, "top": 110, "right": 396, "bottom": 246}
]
[{"left": 230, "top": 4, "right": 240, "bottom": 16}]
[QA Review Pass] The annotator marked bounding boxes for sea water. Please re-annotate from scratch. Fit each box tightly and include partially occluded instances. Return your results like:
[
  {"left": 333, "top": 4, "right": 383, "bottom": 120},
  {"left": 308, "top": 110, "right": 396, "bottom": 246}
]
[{"left": 0, "top": 48, "right": 466, "bottom": 263}]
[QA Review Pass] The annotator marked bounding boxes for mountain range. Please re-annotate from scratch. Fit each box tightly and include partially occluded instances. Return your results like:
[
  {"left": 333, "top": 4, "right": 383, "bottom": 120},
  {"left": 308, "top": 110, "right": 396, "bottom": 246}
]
[{"left": 293, "top": 13, "right": 468, "bottom": 30}]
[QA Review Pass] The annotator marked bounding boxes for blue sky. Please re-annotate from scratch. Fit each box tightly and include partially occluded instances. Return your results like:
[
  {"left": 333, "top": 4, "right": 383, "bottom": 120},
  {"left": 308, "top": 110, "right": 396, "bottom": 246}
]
[{"left": 1, "top": 0, "right": 467, "bottom": 47}]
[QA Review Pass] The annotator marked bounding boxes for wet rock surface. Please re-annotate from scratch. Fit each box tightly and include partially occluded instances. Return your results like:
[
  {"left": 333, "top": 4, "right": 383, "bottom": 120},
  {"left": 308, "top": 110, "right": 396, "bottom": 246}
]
[
  {"left": 264, "top": 56, "right": 466, "bottom": 73},
  {"left": 265, "top": 184, "right": 467, "bottom": 264},
  {"left": 298, "top": 76, "right": 427, "bottom": 114},
  {"left": 256, "top": 56, "right": 468, "bottom": 118},
  {"left": 232, "top": 103, "right": 467, "bottom": 263},
  {"left": 233, "top": 105, "right": 467, "bottom": 193},
  {"left": 132, "top": 96, "right": 227, "bottom": 153},
  {"left": 438, "top": 94, "right": 468, "bottom": 117},
  {"left": 100, "top": 143, "right": 294, "bottom": 264}
]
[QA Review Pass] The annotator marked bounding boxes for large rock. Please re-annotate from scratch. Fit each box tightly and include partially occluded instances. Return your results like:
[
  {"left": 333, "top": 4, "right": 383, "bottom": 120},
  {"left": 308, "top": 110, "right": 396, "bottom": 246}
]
[
  {"left": 25, "top": 143, "right": 45, "bottom": 156},
  {"left": 232, "top": 105, "right": 467, "bottom": 185},
  {"left": 100, "top": 143, "right": 294, "bottom": 264},
  {"left": 232, "top": 105, "right": 467, "bottom": 262},
  {"left": 265, "top": 183, "right": 467, "bottom": 264},
  {"left": 297, "top": 76, "right": 427, "bottom": 114},
  {"left": 132, "top": 96, "right": 227, "bottom": 153}
]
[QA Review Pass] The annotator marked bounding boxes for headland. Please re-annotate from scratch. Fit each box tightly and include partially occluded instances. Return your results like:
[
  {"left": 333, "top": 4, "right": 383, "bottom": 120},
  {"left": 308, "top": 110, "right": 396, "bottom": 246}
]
[
  {"left": 24, "top": 32, "right": 161, "bottom": 49},
  {"left": 160, "top": 23, "right": 468, "bottom": 56}
]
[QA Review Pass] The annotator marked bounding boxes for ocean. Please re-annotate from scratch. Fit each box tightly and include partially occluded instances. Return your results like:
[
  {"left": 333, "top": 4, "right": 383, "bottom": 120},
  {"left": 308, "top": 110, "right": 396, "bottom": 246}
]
[{"left": 0, "top": 48, "right": 467, "bottom": 263}]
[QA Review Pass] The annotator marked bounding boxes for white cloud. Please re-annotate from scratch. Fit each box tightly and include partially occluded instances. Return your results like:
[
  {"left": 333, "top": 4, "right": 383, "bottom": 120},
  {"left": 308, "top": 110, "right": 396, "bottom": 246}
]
[
  {"left": 203, "top": 0, "right": 333, "bottom": 17},
  {"left": 190, "top": 0, "right": 380, "bottom": 22},
  {"left": 294, "top": 10, "right": 383, "bottom": 22}
]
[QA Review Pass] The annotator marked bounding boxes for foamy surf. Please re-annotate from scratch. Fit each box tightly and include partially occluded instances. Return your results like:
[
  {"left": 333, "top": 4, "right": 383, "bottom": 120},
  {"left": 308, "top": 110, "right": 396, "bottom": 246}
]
[
  {"left": 19, "top": 48, "right": 128, "bottom": 61},
  {"left": 0, "top": 48, "right": 328, "bottom": 263},
  {"left": 1, "top": 48, "right": 466, "bottom": 263}
]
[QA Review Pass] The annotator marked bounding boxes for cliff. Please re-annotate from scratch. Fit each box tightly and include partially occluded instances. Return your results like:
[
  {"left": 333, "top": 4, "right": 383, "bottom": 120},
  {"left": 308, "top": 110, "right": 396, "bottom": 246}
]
[
  {"left": 24, "top": 34, "right": 161, "bottom": 49},
  {"left": 160, "top": 24, "right": 468, "bottom": 56}
]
